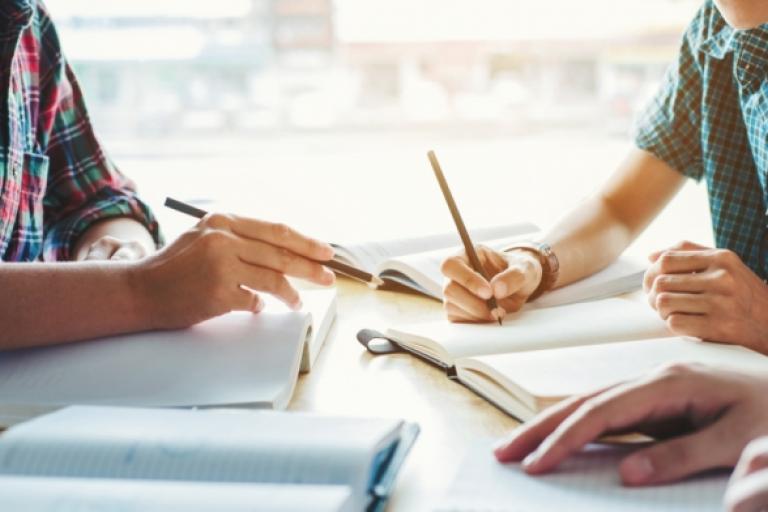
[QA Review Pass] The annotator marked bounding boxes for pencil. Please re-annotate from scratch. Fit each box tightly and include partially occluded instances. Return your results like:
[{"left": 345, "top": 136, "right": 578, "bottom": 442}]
[
  {"left": 163, "top": 197, "right": 384, "bottom": 286},
  {"left": 427, "top": 151, "right": 503, "bottom": 325}
]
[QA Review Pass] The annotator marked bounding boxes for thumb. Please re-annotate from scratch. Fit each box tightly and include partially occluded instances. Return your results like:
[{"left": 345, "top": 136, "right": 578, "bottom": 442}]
[{"left": 618, "top": 425, "right": 733, "bottom": 486}]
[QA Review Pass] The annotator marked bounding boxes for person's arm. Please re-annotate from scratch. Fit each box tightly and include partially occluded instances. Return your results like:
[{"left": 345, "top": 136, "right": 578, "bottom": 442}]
[
  {"left": 440, "top": 148, "right": 686, "bottom": 322},
  {"left": 0, "top": 213, "right": 336, "bottom": 350},
  {"left": 493, "top": 363, "right": 768, "bottom": 487}
]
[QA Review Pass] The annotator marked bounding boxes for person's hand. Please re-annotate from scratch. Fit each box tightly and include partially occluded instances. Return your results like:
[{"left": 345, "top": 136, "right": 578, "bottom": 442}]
[
  {"left": 132, "top": 213, "right": 335, "bottom": 329},
  {"left": 494, "top": 364, "right": 768, "bottom": 486},
  {"left": 726, "top": 437, "right": 768, "bottom": 512},
  {"left": 81, "top": 235, "right": 151, "bottom": 261},
  {"left": 643, "top": 240, "right": 768, "bottom": 353},
  {"left": 440, "top": 246, "right": 542, "bottom": 322}
]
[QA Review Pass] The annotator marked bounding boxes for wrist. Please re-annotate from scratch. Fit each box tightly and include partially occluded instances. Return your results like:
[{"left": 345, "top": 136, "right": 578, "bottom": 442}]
[{"left": 125, "top": 259, "right": 163, "bottom": 331}]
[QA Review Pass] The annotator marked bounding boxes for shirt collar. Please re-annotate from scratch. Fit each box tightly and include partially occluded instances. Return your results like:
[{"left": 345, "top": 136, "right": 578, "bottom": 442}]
[
  {"left": 696, "top": 5, "right": 768, "bottom": 59},
  {"left": 0, "top": 0, "right": 33, "bottom": 33}
]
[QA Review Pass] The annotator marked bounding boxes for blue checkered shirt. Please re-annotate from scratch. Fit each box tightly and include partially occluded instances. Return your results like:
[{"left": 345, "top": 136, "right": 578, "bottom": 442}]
[{"left": 634, "top": 1, "right": 768, "bottom": 280}]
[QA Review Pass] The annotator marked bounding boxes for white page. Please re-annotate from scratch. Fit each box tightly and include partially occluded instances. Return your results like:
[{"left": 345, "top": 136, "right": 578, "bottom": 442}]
[
  {"left": 387, "top": 298, "right": 669, "bottom": 361},
  {"left": 0, "top": 310, "right": 310, "bottom": 409},
  {"left": 0, "top": 477, "right": 352, "bottom": 512},
  {"left": 333, "top": 224, "right": 537, "bottom": 272},
  {"left": 0, "top": 406, "right": 403, "bottom": 511},
  {"left": 467, "top": 337, "right": 768, "bottom": 400},
  {"left": 435, "top": 442, "right": 727, "bottom": 512}
]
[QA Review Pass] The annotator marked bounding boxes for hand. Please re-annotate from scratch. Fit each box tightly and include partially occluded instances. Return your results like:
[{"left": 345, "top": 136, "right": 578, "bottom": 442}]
[
  {"left": 494, "top": 364, "right": 768, "bottom": 486},
  {"left": 726, "top": 437, "right": 768, "bottom": 512},
  {"left": 643, "top": 240, "right": 768, "bottom": 353},
  {"left": 440, "top": 246, "right": 542, "bottom": 323},
  {"left": 132, "top": 213, "right": 335, "bottom": 329},
  {"left": 81, "top": 236, "right": 151, "bottom": 261}
]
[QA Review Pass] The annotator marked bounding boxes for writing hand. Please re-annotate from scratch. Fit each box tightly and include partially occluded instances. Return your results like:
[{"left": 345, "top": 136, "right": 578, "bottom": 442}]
[
  {"left": 440, "top": 246, "right": 542, "bottom": 322},
  {"left": 494, "top": 364, "right": 768, "bottom": 486},
  {"left": 644, "top": 240, "right": 768, "bottom": 353}
]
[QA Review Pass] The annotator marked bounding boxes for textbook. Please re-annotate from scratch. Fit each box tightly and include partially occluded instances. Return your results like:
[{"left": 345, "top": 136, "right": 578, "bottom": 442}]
[
  {"left": 435, "top": 442, "right": 728, "bottom": 512},
  {"left": 0, "top": 289, "right": 336, "bottom": 421},
  {"left": 0, "top": 406, "right": 420, "bottom": 512},
  {"left": 332, "top": 224, "right": 646, "bottom": 304},
  {"left": 358, "top": 298, "right": 768, "bottom": 421}
]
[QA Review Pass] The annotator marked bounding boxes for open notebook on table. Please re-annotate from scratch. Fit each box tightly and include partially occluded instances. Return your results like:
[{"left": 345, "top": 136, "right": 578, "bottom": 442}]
[
  {"left": 359, "top": 298, "right": 768, "bottom": 421},
  {"left": 435, "top": 442, "right": 728, "bottom": 512},
  {"left": 0, "top": 289, "right": 336, "bottom": 426},
  {"left": 0, "top": 406, "right": 419, "bottom": 512},
  {"left": 332, "top": 224, "right": 646, "bottom": 304}
]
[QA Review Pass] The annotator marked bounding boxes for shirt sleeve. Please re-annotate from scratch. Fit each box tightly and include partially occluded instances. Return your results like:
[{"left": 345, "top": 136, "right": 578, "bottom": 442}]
[
  {"left": 633, "top": 24, "right": 705, "bottom": 181},
  {"left": 39, "top": 35, "right": 163, "bottom": 261}
]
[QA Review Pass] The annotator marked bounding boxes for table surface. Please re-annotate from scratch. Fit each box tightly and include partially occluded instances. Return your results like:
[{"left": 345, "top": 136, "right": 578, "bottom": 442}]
[{"left": 288, "top": 277, "right": 519, "bottom": 511}]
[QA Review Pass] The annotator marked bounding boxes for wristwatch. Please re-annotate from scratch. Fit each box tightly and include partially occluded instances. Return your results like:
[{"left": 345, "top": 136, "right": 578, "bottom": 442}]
[{"left": 502, "top": 242, "right": 560, "bottom": 301}]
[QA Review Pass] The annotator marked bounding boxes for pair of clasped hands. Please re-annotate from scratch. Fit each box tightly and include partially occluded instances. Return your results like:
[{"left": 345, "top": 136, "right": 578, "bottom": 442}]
[{"left": 442, "top": 242, "right": 768, "bottom": 511}]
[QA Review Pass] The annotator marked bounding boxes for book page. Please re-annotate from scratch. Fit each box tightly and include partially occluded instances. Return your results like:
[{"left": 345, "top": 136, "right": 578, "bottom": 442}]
[
  {"left": 387, "top": 298, "right": 669, "bottom": 363},
  {"left": 464, "top": 337, "right": 768, "bottom": 401},
  {"left": 333, "top": 223, "right": 537, "bottom": 273},
  {"left": 435, "top": 442, "right": 727, "bottom": 511},
  {"left": 0, "top": 310, "right": 311, "bottom": 409},
  {"left": 0, "top": 477, "right": 352, "bottom": 512},
  {"left": 0, "top": 406, "right": 403, "bottom": 511}
]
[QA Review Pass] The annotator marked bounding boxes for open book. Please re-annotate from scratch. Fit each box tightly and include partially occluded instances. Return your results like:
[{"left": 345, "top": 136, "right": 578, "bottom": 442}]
[
  {"left": 332, "top": 224, "right": 646, "bottom": 305},
  {"left": 0, "top": 289, "right": 336, "bottom": 425},
  {"left": 358, "top": 298, "right": 768, "bottom": 421},
  {"left": 0, "top": 406, "right": 419, "bottom": 512},
  {"left": 436, "top": 442, "right": 728, "bottom": 511}
]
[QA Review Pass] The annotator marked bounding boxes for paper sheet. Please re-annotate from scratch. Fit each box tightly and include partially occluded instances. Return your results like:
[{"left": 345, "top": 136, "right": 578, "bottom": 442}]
[{"left": 435, "top": 443, "right": 728, "bottom": 512}]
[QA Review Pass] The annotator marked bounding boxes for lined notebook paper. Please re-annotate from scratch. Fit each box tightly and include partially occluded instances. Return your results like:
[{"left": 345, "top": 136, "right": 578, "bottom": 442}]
[{"left": 435, "top": 443, "right": 728, "bottom": 512}]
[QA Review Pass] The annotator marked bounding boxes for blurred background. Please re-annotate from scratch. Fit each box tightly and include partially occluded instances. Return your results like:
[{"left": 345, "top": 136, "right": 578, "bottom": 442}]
[{"left": 45, "top": 0, "right": 712, "bottom": 252}]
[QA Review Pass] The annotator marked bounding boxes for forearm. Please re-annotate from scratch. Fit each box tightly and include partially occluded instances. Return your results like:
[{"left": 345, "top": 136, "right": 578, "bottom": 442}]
[
  {"left": 540, "top": 148, "right": 686, "bottom": 288},
  {"left": 0, "top": 262, "right": 149, "bottom": 349},
  {"left": 72, "top": 217, "right": 157, "bottom": 261}
]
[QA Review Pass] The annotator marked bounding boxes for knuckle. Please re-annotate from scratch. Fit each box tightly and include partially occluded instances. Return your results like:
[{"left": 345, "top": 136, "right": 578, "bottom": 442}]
[
  {"left": 271, "top": 222, "right": 293, "bottom": 241},
  {"left": 657, "top": 362, "right": 696, "bottom": 380},
  {"left": 276, "top": 247, "right": 296, "bottom": 269},
  {"left": 657, "top": 253, "right": 674, "bottom": 272},
  {"left": 714, "top": 249, "right": 737, "bottom": 266},
  {"left": 656, "top": 292, "right": 673, "bottom": 309},
  {"left": 441, "top": 257, "right": 458, "bottom": 275},
  {"left": 201, "top": 212, "right": 232, "bottom": 230}
]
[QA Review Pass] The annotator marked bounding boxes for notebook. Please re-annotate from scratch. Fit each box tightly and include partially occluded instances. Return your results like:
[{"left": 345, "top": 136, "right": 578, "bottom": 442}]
[
  {"left": 358, "top": 298, "right": 768, "bottom": 421},
  {"left": 0, "top": 406, "right": 419, "bottom": 512},
  {"left": 0, "top": 289, "right": 336, "bottom": 423},
  {"left": 435, "top": 442, "right": 728, "bottom": 511},
  {"left": 332, "top": 224, "right": 645, "bottom": 304}
]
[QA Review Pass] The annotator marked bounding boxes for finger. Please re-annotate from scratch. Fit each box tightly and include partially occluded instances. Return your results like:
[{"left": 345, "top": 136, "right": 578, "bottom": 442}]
[
  {"left": 444, "top": 301, "right": 489, "bottom": 323},
  {"left": 229, "top": 287, "right": 265, "bottom": 313},
  {"left": 520, "top": 371, "right": 708, "bottom": 475},
  {"left": 84, "top": 237, "right": 120, "bottom": 261},
  {"left": 655, "top": 250, "right": 714, "bottom": 274},
  {"left": 650, "top": 272, "right": 710, "bottom": 295},
  {"left": 489, "top": 267, "right": 528, "bottom": 300},
  {"left": 618, "top": 423, "right": 734, "bottom": 486},
  {"left": 110, "top": 243, "right": 147, "bottom": 262},
  {"left": 655, "top": 292, "right": 711, "bottom": 319},
  {"left": 732, "top": 438, "right": 768, "bottom": 482},
  {"left": 441, "top": 256, "right": 492, "bottom": 299},
  {"left": 649, "top": 241, "right": 712, "bottom": 263},
  {"left": 443, "top": 281, "right": 494, "bottom": 321},
  {"left": 494, "top": 387, "right": 613, "bottom": 463},
  {"left": 666, "top": 313, "right": 711, "bottom": 340},
  {"left": 497, "top": 294, "right": 526, "bottom": 315},
  {"left": 203, "top": 213, "right": 333, "bottom": 262},
  {"left": 238, "top": 238, "right": 335, "bottom": 285},
  {"left": 726, "top": 469, "right": 768, "bottom": 512},
  {"left": 236, "top": 264, "right": 302, "bottom": 309}
]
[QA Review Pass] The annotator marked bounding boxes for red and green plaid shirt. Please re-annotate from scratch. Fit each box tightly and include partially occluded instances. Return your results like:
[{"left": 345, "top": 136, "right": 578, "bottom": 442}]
[{"left": 0, "top": 0, "right": 160, "bottom": 262}]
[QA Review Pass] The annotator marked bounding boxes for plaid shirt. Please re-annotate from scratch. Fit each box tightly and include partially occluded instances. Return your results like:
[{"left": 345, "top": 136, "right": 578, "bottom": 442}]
[
  {"left": 635, "top": 1, "right": 768, "bottom": 280},
  {"left": 0, "top": 0, "right": 160, "bottom": 262}
]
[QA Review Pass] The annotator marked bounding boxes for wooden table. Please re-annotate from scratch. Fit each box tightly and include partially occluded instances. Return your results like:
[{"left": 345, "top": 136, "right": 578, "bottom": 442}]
[{"left": 289, "top": 277, "right": 519, "bottom": 510}]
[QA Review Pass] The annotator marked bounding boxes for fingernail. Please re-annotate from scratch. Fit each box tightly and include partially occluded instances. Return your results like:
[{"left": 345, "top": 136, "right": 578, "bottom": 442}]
[
  {"left": 253, "top": 296, "right": 264, "bottom": 313},
  {"left": 493, "top": 433, "right": 516, "bottom": 453},
  {"left": 622, "top": 455, "right": 654, "bottom": 484},
  {"left": 494, "top": 282, "right": 508, "bottom": 298},
  {"left": 292, "top": 300, "right": 303, "bottom": 311},
  {"left": 478, "top": 285, "right": 492, "bottom": 300},
  {"left": 522, "top": 451, "right": 540, "bottom": 469}
]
